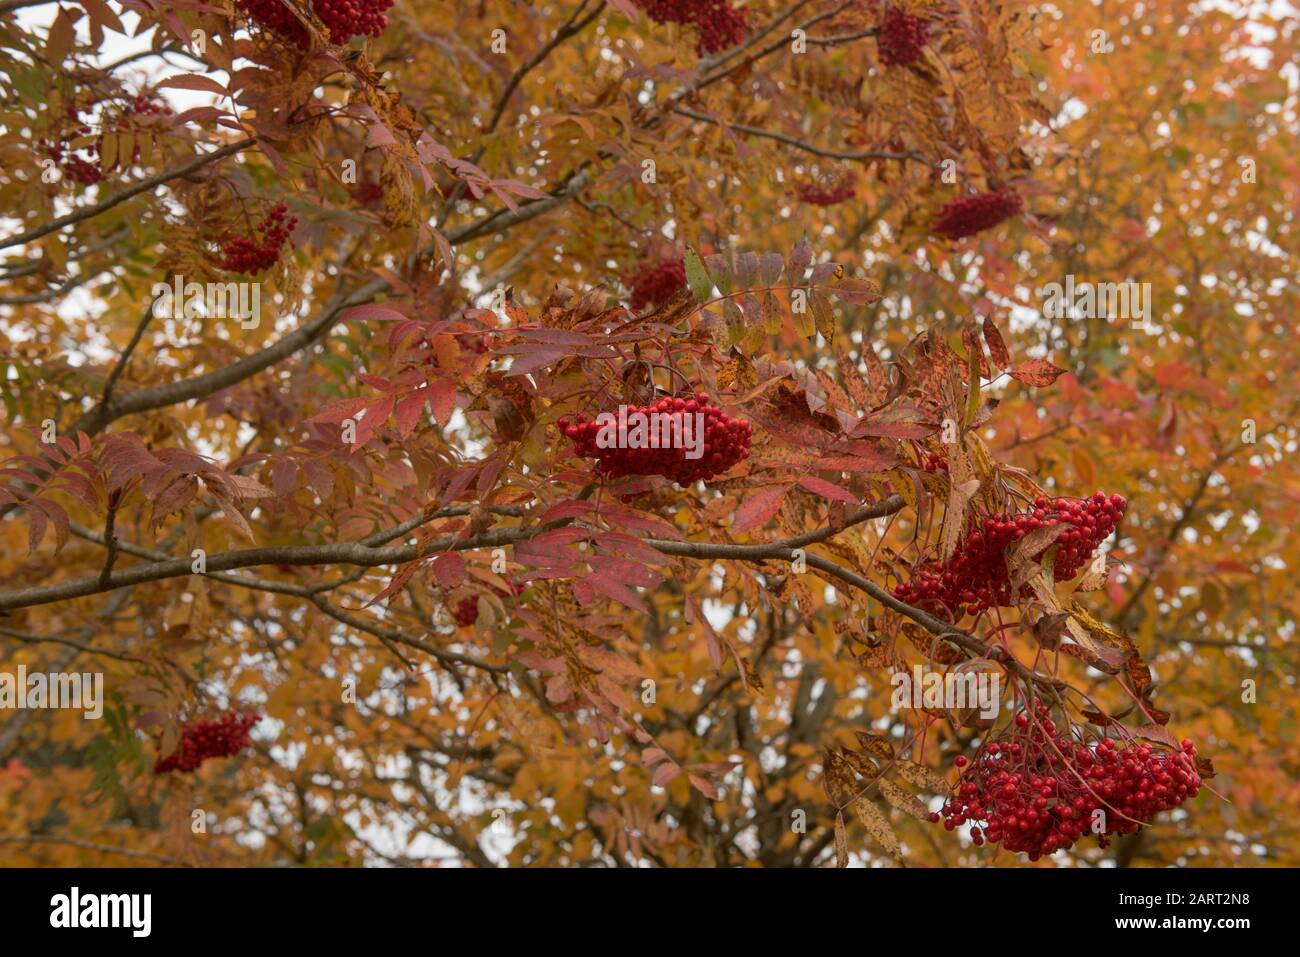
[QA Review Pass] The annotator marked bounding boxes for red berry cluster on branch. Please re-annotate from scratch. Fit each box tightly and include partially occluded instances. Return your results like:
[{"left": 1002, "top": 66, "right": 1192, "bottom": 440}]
[
  {"left": 894, "top": 492, "right": 1125, "bottom": 616},
  {"left": 933, "top": 189, "right": 1024, "bottom": 239},
  {"left": 559, "top": 393, "right": 752, "bottom": 484},
  {"left": 153, "top": 711, "right": 261, "bottom": 774},
  {"left": 239, "top": 0, "right": 310, "bottom": 46},
  {"left": 219, "top": 203, "right": 297, "bottom": 274},
  {"left": 877, "top": 7, "right": 930, "bottom": 66},
  {"left": 627, "top": 257, "right": 686, "bottom": 311},
  {"left": 452, "top": 581, "right": 521, "bottom": 627},
  {"left": 932, "top": 704, "right": 1202, "bottom": 859},
  {"left": 239, "top": 0, "right": 393, "bottom": 47},
  {"left": 634, "top": 0, "right": 749, "bottom": 54},
  {"left": 795, "top": 169, "right": 856, "bottom": 206},
  {"left": 45, "top": 94, "right": 172, "bottom": 186},
  {"left": 453, "top": 595, "right": 480, "bottom": 627},
  {"left": 48, "top": 146, "right": 103, "bottom": 185},
  {"left": 127, "top": 93, "right": 170, "bottom": 116},
  {"left": 353, "top": 179, "right": 385, "bottom": 204},
  {"left": 918, "top": 451, "right": 948, "bottom": 472},
  {"left": 315, "top": 0, "right": 394, "bottom": 42}
]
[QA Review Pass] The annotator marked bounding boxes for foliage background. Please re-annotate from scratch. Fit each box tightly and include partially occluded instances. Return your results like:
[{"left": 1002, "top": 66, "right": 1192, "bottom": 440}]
[{"left": 0, "top": 0, "right": 1297, "bottom": 867}]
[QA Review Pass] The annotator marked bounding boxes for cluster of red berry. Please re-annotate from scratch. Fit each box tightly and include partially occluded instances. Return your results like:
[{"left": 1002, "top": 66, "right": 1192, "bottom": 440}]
[
  {"left": 238, "top": 0, "right": 309, "bottom": 46},
  {"left": 893, "top": 492, "right": 1126, "bottom": 616},
  {"left": 795, "top": 170, "right": 856, "bottom": 206},
  {"left": 219, "top": 203, "right": 297, "bottom": 274},
  {"left": 353, "top": 179, "right": 385, "bottom": 204},
  {"left": 627, "top": 257, "right": 686, "bottom": 311},
  {"left": 452, "top": 595, "right": 480, "bottom": 627},
  {"left": 933, "top": 189, "right": 1024, "bottom": 239},
  {"left": 153, "top": 711, "right": 261, "bottom": 774},
  {"left": 48, "top": 146, "right": 103, "bottom": 185},
  {"left": 239, "top": 0, "right": 393, "bottom": 47},
  {"left": 127, "top": 93, "right": 170, "bottom": 117},
  {"left": 932, "top": 705, "right": 1202, "bottom": 859},
  {"left": 918, "top": 451, "right": 948, "bottom": 472},
  {"left": 634, "top": 0, "right": 749, "bottom": 54},
  {"left": 314, "top": 0, "right": 394, "bottom": 42},
  {"left": 451, "top": 581, "right": 521, "bottom": 627},
  {"left": 45, "top": 95, "right": 172, "bottom": 186},
  {"left": 877, "top": 7, "right": 930, "bottom": 66},
  {"left": 558, "top": 393, "right": 752, "bottom": 484}
]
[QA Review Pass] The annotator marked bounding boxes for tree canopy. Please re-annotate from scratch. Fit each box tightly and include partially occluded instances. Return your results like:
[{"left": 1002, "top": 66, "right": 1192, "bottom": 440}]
[{"left": 0, "top": 0, "right": 1296, "bottom": 868}]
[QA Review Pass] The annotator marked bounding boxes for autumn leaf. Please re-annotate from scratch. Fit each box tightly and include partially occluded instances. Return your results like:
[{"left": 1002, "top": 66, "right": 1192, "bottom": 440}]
[{"left": 1008, "top": 358, "right": 1067, "bottom": 387}]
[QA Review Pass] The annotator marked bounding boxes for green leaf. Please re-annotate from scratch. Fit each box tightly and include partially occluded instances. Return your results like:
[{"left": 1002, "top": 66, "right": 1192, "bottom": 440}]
[
  {"left": 704, "top": 252, "right": 734, "bottom": 295},
  {"left": 723, "top": 299, "right": 744, "bottom": 347},
  {"left": 684, "top": 246, "right": 713, "bottom": 303}
]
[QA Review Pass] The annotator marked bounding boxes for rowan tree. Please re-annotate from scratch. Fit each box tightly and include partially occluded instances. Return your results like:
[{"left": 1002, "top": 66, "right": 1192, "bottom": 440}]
[{"left": 0, "top": 0, "right": 1295, "bottom": 868}]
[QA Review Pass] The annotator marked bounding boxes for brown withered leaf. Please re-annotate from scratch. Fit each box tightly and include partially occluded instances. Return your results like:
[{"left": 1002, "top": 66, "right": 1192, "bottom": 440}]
[
  {"left": 854, "top": 731, "right": 895, "bottom": 762},
  {"left": 837, "top": 348, "right": 876, "bottom": 410},
  {"left": 834, "top": 811, "right": 849, "bottom": 868},
  {"left": 1058, "top": 641, "right": 1126, "bottom": 674},
  {"left": 1025, "top": 607, "right": 1071, "bottom": 649},
  {"left": 849, "top": 796, "right": 901, "bottom": 861},
  {"left": 982, "top": 316, "right": 1012, "bottom": 370},
  {"left": 896, "top": 761, "right": 950, "bottom": 795},
  {"left": 717, "top": 350, "right": 758, "bottom": 394},
  {"left": 1146, "top": 706, "right": 1171, "bottom": 725},
  {"left": 901, "top": 622, "right": 962, "bottom": 665},
  {"left": 840, "top": 747, "right": 881, "bottom": 782},
  {"left": 940, "top": 478, "right": 981, "bottom": 560},
  {"left": 879, "top": 777, "right": 931, "bottom": 821},
  {"left": 1009, "top": 358, "right": 1067, "bottom": 387},
  {"left": 822, "top": 748, "right": 858, "bottom": 806},
  {"left": 1007, "top": 522, "right": 1067, "bottom": 570}
]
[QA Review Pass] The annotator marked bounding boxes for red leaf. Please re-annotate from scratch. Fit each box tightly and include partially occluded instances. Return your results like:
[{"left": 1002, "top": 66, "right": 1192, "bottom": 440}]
[
  {"left": 341, "top": 304, "right": 408, "bottom": 323},
  {"left": 311, "top": 397, "right": 369, "bottom": 424},
  {"left": 156, "top": 73, "right": 228, "bottom": 96},
  {"left": 732, "top": 485, "right": 789, "bottom": 533},
  {"left": 432, "top": 552, "right": 467, "bottom": 589},
  {"left": 395, "top": 392, "right": 426, "bottom": 439},
  {"left": 688, "top": 774, "right": 720, "bottom": 800},
  {"left": 653, "top": 762, "right": 681, "bottom": 788},
  {"left": 852, "top": 406, "right": 938, "bottom": 439},
  {"left": 982, "top": 316, "right": 1012, "bottom": 370},
  {"left": 798, "top": 474, "right": 858, "bottom": 504},
  {"left": 541, "top": 500, "right": 595, "bottom": 522},
  {"left": 270, "top": 457, "right": 298, "bottom": 497},
  {"left": 588, "top": 572, "right": 646, "bottom": 611},
  {"left": 427, "top": 379, "right": 457, "bottom": 427},
  {"left": 1009, "top": 358, "right": 1067, "bottom": 387}
]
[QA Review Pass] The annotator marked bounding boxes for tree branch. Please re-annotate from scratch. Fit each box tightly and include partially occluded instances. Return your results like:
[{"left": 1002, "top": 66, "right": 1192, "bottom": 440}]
[
  {"left": 0, "top": 138, "right": 257, "bottom": 252},
  {"left": 674, "top": 107, "right": 930, "bottom": 165}
]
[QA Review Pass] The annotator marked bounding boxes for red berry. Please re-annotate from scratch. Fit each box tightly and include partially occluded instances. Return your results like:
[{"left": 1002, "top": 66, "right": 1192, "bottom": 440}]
[
  {"left": 153, "top": 711, "right": 261, "bottom": 774},
  {"left": 627, "top": 257, "right": 687, "bottom": 311},
  {"left": 560, "top": 395, "right": 751, "bottom": 485},
  {"left": 877, "top": 7, "right": 930, "bottom": 67},
  {"left": 933, "top": 189, "right": 1024, "bottom": 240},
  {"left": 634, "top": 0, "right": 748, "bottom": 54}
]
